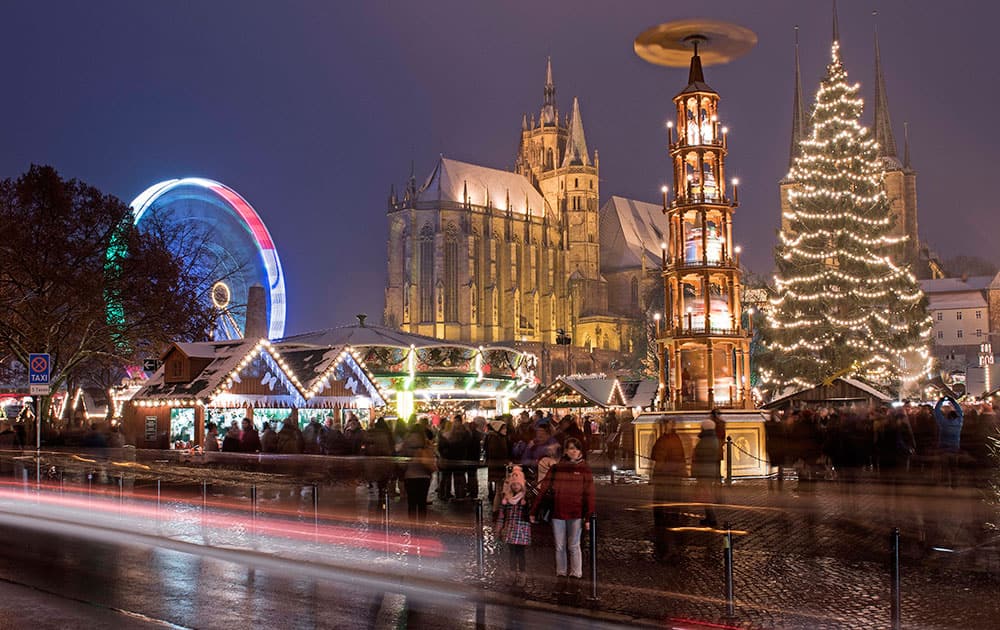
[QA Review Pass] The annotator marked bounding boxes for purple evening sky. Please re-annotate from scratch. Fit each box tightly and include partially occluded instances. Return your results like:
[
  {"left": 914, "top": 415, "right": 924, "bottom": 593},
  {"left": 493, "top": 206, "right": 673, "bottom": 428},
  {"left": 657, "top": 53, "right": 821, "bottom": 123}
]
[{"left": 0, "top": 1, "right": 994, "bottom": 335}]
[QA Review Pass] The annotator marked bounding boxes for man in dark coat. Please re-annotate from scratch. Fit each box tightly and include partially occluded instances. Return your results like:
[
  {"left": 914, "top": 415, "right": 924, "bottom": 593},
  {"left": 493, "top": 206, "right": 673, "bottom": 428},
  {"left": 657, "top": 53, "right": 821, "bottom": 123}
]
[
  {"left": 692, "top": 418, "right": 721, "bottom": 527},
  {"left": 650, "top": 419, "right": 686, "bottom": 558}
]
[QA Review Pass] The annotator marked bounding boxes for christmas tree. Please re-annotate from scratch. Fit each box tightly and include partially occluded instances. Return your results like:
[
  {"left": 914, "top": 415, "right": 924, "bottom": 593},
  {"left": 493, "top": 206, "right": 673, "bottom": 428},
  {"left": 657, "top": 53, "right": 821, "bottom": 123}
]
[{"left": 761, "top": 40, "right": 932, "bottom": 392}]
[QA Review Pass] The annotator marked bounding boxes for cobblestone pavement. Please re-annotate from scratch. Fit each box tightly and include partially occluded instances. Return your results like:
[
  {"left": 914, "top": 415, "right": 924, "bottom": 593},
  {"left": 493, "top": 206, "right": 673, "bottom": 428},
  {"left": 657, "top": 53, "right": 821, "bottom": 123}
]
[{"left": 422, "top": 470, "right": 1000, "bottom": 629}]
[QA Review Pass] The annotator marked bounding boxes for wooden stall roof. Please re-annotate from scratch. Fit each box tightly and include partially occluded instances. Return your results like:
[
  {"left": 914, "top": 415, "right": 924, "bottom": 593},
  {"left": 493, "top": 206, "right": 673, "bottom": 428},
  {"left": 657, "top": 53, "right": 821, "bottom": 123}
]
[
  {"left": 526, "top": 376, "right": 627, "bottom": 409},
  {"left": 132, "top": 339, "right": 385, "bottom": 407},
  {"left": 764, "top": 377, "right": 892, "bottom": 410}
]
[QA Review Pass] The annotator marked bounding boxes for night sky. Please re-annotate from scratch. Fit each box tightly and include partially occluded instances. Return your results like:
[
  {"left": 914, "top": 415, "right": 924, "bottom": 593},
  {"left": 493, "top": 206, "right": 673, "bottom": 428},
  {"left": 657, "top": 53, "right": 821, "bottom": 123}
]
[{"left": 1, "top": 1, "right": 995, "bottom": 336}]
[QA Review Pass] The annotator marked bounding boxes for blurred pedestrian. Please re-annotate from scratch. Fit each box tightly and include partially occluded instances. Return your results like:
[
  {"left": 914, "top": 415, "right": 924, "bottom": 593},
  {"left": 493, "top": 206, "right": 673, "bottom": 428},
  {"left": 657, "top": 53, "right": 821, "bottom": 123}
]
[
  {"left": 302, "top": 415, "right": 325, "bottom": 455},
  {"left": 650, "top": 418, "right": 686, "bottom": 559},
  {"left": 276, "top": 411, "right": 304, "bottom": 454},
  {"left": 401, "top": 423, "right": 436, "bottom": 524},
  {"left": 221, "top": 421, "right": 241, "bottom": 452},
  {"left": 240, "top": 417, "right": 261, "bottom": 453},
  {"left": 260, "top": 422, "right": 278, "bottom": 453},
  {"left": 691, "top": 418, "right": 720, "bottom": 528},
  {"left": 485, "top": 420, "right": 510, "bottom": 503},
  {"left": 204, "top": 422, "right": 220, "bottom": 452}
]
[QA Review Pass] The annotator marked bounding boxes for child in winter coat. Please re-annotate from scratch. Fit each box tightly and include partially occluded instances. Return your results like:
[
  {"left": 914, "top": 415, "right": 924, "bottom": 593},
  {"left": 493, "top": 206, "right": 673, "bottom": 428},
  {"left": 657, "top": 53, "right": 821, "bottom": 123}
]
[{"left": 495, "top": 464, "right": 532, "bottom": 587}]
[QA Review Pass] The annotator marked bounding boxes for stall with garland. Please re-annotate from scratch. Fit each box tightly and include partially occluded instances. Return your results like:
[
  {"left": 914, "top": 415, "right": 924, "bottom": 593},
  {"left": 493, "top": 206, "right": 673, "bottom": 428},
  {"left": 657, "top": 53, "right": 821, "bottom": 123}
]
[
  {"left": 124, "top": 338, "right": 385, "bottom": 449},
  {"left": 279, "top": 321, "right": 538, "bottom": 419},
  {"left": 525, "top": 376, "right": 628, "bottom": 412}
]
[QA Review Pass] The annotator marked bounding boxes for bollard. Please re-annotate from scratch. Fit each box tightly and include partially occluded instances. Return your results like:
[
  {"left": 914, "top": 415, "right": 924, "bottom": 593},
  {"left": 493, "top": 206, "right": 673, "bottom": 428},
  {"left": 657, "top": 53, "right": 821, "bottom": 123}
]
[
  {"left": 382, "top": 487, "right": 391, "bottom": 556},
  {"left": 118, "top": 476, "right": 125, "bottom": 513},
  {"left": 724, "top": 522, "right": 735, "bottom": 619},
  {"left": 156, "top": 479, "right": 161, "bottom": 514},
  {"left": 587, "top": 513, "right": 599, "bottom": 602},
  {"left": 202, "top": 480, "right": 208, "bottom": 519},
  {"left": 610, "top": 465, "right": 617, "bottom": 485},
  {"left": 250, "top": 484, "right": 257, "bottom": 534},
  {"left": 313, "top": 484, "right": 320, "bottom": 540},
  {"left": 87, "top": 472, "right": 93, "bottom": 501},
  {"left": 475, "top": 499, "right": 485, "bottom": 578},
  {"left": 725, "top": 436, "right": 734, "bottom": 486},
  {"left": 891, "top": 527, "right": 901, "bottom": 630}
]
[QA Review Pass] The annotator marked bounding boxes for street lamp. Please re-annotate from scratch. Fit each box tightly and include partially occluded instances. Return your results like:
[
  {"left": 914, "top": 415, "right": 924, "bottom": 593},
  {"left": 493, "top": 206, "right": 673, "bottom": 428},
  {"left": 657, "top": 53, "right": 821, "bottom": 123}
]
[{"left": 555, "top": 328, "right": 572, "bottom": 376}]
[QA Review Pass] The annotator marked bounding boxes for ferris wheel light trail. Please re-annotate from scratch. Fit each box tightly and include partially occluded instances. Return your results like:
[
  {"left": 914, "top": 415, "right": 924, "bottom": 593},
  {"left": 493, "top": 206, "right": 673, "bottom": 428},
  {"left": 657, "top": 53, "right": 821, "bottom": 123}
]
[{"left": 130, "top": 178, "right": 286, "bottom": 339}]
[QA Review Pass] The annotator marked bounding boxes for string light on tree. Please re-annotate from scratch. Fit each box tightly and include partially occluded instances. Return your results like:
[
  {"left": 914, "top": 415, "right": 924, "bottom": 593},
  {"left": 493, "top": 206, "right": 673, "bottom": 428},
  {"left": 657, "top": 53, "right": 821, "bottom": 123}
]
[{"left": 760, "top": 37, "right": 932, "bottom": 393}]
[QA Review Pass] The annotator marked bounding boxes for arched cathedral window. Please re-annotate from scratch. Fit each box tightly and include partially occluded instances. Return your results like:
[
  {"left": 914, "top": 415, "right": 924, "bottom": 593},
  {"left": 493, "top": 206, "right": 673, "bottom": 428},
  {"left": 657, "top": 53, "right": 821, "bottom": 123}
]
[
  {"left": 419, "top": 224, "right": 434, "bottom": 322},
  {"left": 444, "top": 223, "right": 459, "bottom": 321}
]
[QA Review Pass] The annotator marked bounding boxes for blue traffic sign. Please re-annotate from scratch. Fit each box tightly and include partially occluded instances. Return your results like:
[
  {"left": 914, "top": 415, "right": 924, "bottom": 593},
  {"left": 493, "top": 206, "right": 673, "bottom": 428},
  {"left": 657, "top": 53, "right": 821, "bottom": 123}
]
[{"left": 28, "top": 354, "right": 50, "bottom": 385}]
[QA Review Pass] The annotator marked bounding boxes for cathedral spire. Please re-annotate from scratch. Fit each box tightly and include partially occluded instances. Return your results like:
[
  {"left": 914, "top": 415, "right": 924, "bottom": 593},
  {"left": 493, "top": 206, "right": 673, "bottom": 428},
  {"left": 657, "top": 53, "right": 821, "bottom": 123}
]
[
  {"left": 541, "top": 56, "right": 557, "bottom": 125},
  {"left": 562, "top": 97, "right": 590, "bottom": 167},
  {"left": 788, "top": 26, "right": 806, "bottom": 172},
  {"left": 872, "top": 12, "right": 899, "bottom": 162},
  {"left": 903, "top": 121, "right": 912, "bottom": 170}
]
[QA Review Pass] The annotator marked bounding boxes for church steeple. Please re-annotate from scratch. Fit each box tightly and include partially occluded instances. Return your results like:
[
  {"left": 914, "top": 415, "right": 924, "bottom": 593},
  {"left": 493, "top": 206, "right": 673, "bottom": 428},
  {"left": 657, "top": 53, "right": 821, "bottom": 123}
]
[
  {"left": 562, "top": 97, "right": 590, "bottom": 167},
  {"left": 872, "top": 14, "right": 900, "bottom": 163},
  {"left": 541, "top": 57, "right": 558, "bottom": 126},
  {"left": 903, "top": 121, "right": 912, "bottom": 171},
  {"left": 787, "top": 26, "right": 806, "bottom": 173}
]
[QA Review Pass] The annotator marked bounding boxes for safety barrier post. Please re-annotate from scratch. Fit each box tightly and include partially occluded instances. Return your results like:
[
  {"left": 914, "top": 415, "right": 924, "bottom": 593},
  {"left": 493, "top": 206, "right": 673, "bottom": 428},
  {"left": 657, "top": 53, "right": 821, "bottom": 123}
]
[
  {"left": 313, "top": 483, "right": 320, "bottom": 541},
  {"left": 724, "top": 522, "right": 735, "bottom": 618},
  {"left": 475, "top": 499, "right": 485, "bottom": 578},
  {"left": 587, "top": 513, "right": 599, "bottom": 603},
  {"left": 891, "top": 527, "right": 901, "bottom": 630},
  {"left": 250, "top": 484, "right": 257, "bottom": 535},
  {"left": 725, "top": 436, "right": 734, "bottom": 486}
]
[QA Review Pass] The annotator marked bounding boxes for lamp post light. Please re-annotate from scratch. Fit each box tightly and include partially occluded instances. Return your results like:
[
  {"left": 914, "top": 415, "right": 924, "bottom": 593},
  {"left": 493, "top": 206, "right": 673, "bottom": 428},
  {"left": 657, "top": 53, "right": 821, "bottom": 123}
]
[
  {"left": 661, "top": 185, "right": 669, "bottom": 212},
  {"left": 555, "top": 328, "right": 572, "bottom": 376},
  {"left": 733, "top": 244, "right": 742, "bottom": 267}
]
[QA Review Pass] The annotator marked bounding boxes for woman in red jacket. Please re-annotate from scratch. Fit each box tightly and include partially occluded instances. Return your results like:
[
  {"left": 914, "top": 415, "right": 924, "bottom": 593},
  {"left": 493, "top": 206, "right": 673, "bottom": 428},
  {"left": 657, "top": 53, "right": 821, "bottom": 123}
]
[{"left": 530, "top": 438, "right": 595, "bottom": 591}]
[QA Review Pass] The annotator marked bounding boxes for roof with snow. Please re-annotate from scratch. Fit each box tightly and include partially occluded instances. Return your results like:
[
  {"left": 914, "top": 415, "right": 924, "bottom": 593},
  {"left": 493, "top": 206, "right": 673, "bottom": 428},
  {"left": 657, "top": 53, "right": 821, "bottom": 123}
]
[
  {"left": 526, "top": 376, "right": 627, "bottom": 409},
  {"left": 133, "top": 340, "right": 385, "bottom": 407},
  {"left": 620, "top": 379, "right": 660, "bottom": 408},
  {"left": 415, "top": 157, "right": 548, "bottom": 218},
  {"left": 926, "top": 292, "right": 988, "bottom": 310},
  {"left": 599, "top": 196, "right": 668, "bottom": 272},
  {"left": 920, "top": 275, "right": 995, "bottom": 294}
]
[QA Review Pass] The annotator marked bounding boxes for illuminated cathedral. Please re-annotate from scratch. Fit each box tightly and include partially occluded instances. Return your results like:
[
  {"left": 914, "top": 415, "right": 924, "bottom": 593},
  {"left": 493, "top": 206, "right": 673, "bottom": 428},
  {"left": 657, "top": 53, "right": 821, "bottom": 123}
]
[{"left": 383, "top": 60, "right": 663, "bottom": 377}]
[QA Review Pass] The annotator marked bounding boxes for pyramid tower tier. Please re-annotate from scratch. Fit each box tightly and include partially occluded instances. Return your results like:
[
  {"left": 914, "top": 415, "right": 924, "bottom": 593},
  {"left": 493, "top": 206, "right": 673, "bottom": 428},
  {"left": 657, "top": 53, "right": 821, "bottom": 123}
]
[{"left": 656, "top": 51, "right": 752, "bottom": 410}]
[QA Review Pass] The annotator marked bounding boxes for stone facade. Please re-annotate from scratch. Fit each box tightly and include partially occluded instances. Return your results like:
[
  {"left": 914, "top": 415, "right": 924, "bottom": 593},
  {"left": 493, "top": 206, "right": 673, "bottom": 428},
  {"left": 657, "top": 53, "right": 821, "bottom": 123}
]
[{"left": 383, "top": 60, "right": 639, "bottom": 363}]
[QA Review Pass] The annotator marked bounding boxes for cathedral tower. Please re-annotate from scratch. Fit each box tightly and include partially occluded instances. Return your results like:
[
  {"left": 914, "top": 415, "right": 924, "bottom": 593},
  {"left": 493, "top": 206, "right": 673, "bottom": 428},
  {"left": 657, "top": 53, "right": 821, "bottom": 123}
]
[
  {"left": 872, "top": 18, "right": 920, "bottom": 270},
  {"left": 516, "top": 59, "right": 607, "bottom": 345},
  {"left": 779, "top": 27, "right": 805, "bottom": 234},
  {"left": 660, "top": 42, "right": 752, "bottom": 409}
]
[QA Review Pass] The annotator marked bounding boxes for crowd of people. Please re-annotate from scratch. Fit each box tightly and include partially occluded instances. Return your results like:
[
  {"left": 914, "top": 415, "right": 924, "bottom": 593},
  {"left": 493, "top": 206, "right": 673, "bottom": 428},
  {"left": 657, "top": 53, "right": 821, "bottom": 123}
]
[{"left": 762, "top": 396, "right": 998, "bottom": 488}]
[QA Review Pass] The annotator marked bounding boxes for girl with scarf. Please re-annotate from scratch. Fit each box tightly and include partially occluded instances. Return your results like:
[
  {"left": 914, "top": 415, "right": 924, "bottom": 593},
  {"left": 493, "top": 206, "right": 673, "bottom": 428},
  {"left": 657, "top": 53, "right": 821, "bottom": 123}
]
[{"left": 495, "top": 464, "right": 532, "bottom": 587}]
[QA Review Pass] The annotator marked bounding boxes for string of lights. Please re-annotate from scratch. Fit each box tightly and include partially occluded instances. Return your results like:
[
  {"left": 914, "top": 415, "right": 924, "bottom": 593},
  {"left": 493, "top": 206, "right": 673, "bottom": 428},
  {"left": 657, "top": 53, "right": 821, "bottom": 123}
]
[{"left": 760, "top": 39, "right": 932, "bottom": 392}]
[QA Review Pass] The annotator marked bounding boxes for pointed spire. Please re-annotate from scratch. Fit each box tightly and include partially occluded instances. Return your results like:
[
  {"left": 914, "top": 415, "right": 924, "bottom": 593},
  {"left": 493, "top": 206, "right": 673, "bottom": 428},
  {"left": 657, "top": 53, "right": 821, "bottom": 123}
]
[
  {"left": 688, "top": 39, "right": 706, "bottom": 85},
  {"left": 872, "top": 12, "right": 899, "bottom": 162},
  {"left": 562, "top": 97, "right": 590, "bottom": 167},
  {"left": 903, "top": 121, "right": 912, "bottom": 170},
  {"left": 788, "top": 26, "right": 806, "bottom": 172},
  {"left": 521, "top": 113, "right": 528, "bottom": 131},
  {"left": 541, "top": 57, "right": 557, "bottom": 125},
  {"left": 678, "top": 37, "right": 715, "bottom": 95},
  {"left": 832, "top": 0, "right": 840, "bottom": 43}
]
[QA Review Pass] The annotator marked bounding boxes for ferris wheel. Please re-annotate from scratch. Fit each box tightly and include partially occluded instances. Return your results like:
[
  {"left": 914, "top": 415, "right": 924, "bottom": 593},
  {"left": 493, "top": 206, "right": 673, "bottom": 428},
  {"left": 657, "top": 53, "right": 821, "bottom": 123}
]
[{"left": 129, "top": 178, "right": 286, "bottom": 340}]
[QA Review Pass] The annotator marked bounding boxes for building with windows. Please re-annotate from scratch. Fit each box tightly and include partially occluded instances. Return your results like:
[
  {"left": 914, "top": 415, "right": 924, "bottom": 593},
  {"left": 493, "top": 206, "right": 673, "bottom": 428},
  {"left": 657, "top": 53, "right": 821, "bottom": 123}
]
[{"left": 921, "top": 275, "right": 1000, "bottom": 371}]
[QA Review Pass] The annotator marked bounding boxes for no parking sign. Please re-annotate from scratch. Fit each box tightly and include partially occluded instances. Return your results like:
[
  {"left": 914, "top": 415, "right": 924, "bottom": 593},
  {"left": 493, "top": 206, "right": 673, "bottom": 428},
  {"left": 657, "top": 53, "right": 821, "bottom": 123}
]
[{"left": 28, "top": 353, "right": 50, "bottom": 396}]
